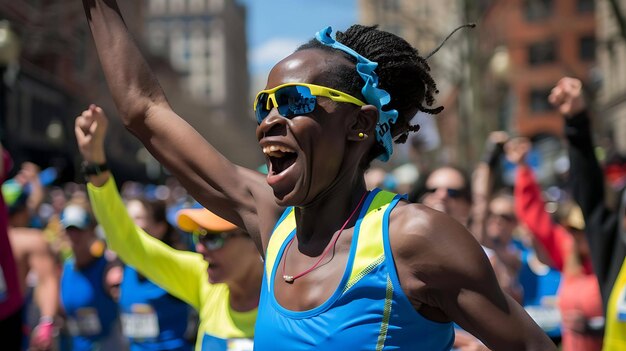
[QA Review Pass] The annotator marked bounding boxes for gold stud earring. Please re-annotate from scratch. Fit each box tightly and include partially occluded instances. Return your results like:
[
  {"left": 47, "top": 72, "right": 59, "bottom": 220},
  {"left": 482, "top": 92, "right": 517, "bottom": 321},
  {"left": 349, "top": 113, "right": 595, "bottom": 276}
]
[{"left": 358, "top": 132, "right": 368, "bottom": 139}]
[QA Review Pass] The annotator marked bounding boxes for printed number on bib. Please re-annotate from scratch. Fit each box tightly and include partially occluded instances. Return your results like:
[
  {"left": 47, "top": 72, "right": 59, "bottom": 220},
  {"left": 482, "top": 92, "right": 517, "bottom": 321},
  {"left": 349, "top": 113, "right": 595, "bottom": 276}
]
[
  {"left": 525, "top": 305, "right": 562, "bottom": 331},
  {"left": 122, "top": 304, "right": 160, "bottom": 339},
  {"left": 67, "top": 308, "right": 102, "bottom": 336}
]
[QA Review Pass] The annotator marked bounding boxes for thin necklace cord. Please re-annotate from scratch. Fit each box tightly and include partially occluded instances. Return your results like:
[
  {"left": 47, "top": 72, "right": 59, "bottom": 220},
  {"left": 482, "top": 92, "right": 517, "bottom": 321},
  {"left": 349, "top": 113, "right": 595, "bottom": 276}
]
[{"left": 281, "top": 191, "right": 369, "bottom": 283}]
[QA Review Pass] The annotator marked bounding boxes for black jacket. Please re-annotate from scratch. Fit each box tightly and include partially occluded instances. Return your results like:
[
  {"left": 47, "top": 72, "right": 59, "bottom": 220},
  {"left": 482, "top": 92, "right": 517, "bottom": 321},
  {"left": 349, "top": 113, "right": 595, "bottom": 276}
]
[{"left": 566, "top": 111, "right": 626, "bottom": 311}]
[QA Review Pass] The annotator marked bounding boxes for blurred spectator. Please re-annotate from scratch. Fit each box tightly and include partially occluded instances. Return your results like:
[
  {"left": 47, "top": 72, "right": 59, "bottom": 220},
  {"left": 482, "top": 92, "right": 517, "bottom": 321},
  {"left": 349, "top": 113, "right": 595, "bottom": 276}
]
[
  {"left": 550, "top": 77, "right": 626, "bottom": 349},
  {"left": 392, "top": 163, "right": 419, "bottom": 195},
  {"left": 506, "top": 136, "right": 603, "bottom": 351},
  {"left": 417, "top": 166, "right": 473, "bottom": 229},
  {"left": 0, "top": 145, "right": 25, "bottom": 351},
  {"left": 364, "top": 167, "right": 394, "bottom": 191},
  {"left": 6, "top": 163, "right": 60, "bottom": 351},
  {"left": 415, "top": 165, "right": 515, "bottom": 350},
  {"left": 119, "top": 196, "right": 194, "bottom": 351},
  {"left": 58, "top": 202, "right": 125, "bottom": 351},
  {"left": 78, "top": 105, "right": 260, "bottom": 350},
  {"left": 516, "top": 224, "right": 563, "bottom": 342},
  {"left": 474, "top": 131, "right": 562, "bottom": 342}
]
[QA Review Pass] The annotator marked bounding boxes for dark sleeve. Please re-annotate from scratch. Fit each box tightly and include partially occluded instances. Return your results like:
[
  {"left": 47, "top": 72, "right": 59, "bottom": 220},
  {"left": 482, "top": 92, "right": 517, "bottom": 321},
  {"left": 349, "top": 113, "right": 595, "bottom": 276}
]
[{"left": 565, "top": 111, "right": 620, "bottom": 306}]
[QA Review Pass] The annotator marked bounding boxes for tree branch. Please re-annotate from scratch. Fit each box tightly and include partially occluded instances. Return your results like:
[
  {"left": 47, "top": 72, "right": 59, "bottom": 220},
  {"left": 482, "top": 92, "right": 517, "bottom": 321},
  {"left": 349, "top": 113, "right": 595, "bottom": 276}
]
[{"left": 608, "top": 0, "right": 626, "bottom": 42}]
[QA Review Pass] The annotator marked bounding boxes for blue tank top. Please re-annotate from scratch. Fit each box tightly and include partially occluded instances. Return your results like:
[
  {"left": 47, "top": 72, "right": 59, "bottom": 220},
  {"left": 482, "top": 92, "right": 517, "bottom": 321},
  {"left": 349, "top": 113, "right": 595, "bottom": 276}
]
[
  {"left": 119, "top": 266, "right": 193, "bottom": 351},
  {"left": 61, "top": 256, "right": 120, "bottom": 351},
  {"left": 255, "top": 189, "right": 454, "bottom": 350}
]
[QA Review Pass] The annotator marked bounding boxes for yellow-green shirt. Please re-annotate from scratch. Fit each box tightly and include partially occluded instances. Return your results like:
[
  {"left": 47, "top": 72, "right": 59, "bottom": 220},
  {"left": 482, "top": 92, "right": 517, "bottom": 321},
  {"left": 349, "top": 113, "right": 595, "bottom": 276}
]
[
  {"left": 605, "top": 260, "right": 626, "bottom": 351},
  {"left": 88, "top": 177, "right": 256, "bottom": 351}
]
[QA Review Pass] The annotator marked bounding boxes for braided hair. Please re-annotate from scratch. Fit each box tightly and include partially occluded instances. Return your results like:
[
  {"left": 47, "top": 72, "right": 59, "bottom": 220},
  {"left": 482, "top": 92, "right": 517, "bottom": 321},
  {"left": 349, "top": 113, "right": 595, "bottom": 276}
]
[{"left": 297, "top": 24, "right": 442, "bottom": 164}]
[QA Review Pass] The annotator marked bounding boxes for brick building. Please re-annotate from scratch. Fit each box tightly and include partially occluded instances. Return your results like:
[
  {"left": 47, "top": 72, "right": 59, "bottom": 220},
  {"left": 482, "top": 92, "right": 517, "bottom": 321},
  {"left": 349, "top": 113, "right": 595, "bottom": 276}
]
[{"left": 482, "top": 0, "right": 596, "bottom": 137}]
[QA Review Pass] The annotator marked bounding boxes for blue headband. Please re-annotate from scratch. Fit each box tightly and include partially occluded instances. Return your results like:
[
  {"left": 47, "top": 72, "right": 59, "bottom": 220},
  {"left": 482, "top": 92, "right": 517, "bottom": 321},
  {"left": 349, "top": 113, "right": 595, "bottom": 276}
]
[{"left": 315, "top": 26, "right": 399, "bottom": 162}]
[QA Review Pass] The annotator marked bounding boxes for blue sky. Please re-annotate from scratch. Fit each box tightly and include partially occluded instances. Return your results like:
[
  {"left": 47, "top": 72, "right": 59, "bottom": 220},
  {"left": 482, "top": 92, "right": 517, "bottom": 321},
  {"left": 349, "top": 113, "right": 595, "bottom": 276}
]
[{"left": 237, "top": 0, "right": 357, "bottom": 79}]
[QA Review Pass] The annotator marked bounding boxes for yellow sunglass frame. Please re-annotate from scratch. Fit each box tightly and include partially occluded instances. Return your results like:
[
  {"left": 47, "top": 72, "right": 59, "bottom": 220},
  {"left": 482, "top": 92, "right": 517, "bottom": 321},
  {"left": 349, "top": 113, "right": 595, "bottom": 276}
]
[{"left": 253, "top": 83, "right": 366, "bottom": 115}]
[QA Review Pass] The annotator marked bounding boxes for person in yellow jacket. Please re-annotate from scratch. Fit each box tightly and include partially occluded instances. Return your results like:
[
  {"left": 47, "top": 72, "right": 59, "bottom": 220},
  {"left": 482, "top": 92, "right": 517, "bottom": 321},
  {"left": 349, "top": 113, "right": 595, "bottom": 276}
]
[{"left": 75, "top": 105, "right": 263, "bottom": 351}]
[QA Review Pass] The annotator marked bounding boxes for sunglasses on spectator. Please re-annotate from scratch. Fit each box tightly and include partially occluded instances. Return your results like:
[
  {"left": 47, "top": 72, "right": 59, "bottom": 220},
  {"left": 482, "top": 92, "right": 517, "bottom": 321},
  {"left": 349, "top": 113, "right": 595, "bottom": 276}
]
[
  {"left": 193, "top": 229, "right": 241, "bottom": 251},
  {"left": 424, "top": 187, "right": 466, "bottom": 199},
  {"left": 488, "top": 212, "right": 516, "bottom": 222}
]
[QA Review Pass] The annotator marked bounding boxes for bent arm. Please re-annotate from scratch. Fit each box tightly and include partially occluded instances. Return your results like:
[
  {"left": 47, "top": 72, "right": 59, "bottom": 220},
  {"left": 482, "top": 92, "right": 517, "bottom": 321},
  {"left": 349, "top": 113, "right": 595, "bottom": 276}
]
[
  {"left": 398, "top": 207, "right": 555, "bottom": 350},
  {"left": 88, "top": 175, "right": 206, "bottom": 309},
  {"left": 565, "top": 111, "right": 619, "bottom": 294},
  {"left": 436, "top": 226, "right": 553, "bottom": 350},
  {"left": 81, "top": 0, "right": 280, "bottom": 245},
  {"left": 514, "top": 165, "right": 567, "bottom": 271},
  {"left": 566, "top": 112, "right": 607, "bottom": 220}
]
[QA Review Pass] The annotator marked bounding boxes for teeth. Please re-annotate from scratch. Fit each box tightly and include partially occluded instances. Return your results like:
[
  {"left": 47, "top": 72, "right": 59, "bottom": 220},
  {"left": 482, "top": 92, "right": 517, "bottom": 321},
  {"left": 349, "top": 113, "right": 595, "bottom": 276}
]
[
  {"left": 262, "top": 144, "right": 295, "bottom": 156},
  {"left": 268, "top": 151, "right": 284, "bottom": 158}
]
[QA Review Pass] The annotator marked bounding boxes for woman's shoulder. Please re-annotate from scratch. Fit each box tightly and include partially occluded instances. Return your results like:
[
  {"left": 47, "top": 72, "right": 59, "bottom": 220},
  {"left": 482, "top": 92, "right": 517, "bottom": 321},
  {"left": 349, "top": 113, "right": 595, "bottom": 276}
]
[
  {"left": 389, "top": 201, "right": 464, "bottom": 241},
  {"left": 388, "top": 202, "right": 487, "bottom": 275}
]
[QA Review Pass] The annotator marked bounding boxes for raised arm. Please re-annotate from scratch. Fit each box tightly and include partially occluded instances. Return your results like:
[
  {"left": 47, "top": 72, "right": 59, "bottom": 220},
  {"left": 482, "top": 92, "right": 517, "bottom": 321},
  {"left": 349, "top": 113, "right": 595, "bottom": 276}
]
[
  {"left": 80, "top": 1, "right": 280, "bottom": 248},
  {"left": 549, "top": 77, "right": 620, "bottom": 299},
  {"left": 505, "top": 138, "right": 569, "bottom": 271},
  {"left": 75, "top": 106, "right": 208, "bottom": 308},
  {"left": 548, "top": 78, "right": 607, "bottom": 220}
]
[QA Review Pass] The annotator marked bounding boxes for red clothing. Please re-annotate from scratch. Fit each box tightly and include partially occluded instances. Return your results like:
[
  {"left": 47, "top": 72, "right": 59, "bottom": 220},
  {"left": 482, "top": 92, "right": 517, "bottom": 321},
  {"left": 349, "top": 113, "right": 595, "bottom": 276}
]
[
  {"left": 558, "top": 274, "right": 604, "bottom": 351},
  {"left": 0, "top": 149, "right": 23, "bottom": 320},
  {"left": 515, "top": 165, "right": 603, "bottom": 351}
]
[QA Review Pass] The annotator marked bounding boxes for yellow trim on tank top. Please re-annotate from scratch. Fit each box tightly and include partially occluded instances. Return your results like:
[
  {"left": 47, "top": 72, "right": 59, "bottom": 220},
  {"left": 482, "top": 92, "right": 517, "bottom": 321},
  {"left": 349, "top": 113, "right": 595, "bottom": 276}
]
[{"left": 604, "top": 259, "right": 626, "bottom": 351}]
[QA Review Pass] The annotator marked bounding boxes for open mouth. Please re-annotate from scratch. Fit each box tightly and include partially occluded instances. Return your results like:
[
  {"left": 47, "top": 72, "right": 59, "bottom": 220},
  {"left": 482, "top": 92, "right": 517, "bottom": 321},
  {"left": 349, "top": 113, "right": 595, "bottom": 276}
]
[{"left": 263, "top": 144, "right": 298, "bottom": 175}]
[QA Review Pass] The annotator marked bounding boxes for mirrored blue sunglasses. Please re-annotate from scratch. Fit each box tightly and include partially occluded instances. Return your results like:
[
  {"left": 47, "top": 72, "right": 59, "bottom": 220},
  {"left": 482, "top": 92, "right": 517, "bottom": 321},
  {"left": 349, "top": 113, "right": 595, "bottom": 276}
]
[{"left": 253, "top": 83, "right": 365, "bottom": 124}]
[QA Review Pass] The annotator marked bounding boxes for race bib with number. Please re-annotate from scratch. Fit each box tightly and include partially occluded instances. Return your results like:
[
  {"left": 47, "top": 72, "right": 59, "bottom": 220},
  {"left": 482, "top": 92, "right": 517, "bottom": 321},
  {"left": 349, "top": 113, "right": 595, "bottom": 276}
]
[
  {"left": 525, "top": 305, "right": 562, "bottom": 331},
  {"left": 67, "top": 307, "right": 102, "bottom": 336},
  {"left": 121, "top": 304, "right": 160, "bottom": 339}
]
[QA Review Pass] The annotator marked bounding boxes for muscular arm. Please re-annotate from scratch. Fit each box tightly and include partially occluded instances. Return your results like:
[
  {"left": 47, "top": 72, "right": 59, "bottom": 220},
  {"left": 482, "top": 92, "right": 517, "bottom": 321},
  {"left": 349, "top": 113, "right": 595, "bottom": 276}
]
[
  {"left": 392, "top": 205, "right": 554, "bottom": 351},
  {"left": 81, "top": 0, "right": 280, "bottom": 248}
]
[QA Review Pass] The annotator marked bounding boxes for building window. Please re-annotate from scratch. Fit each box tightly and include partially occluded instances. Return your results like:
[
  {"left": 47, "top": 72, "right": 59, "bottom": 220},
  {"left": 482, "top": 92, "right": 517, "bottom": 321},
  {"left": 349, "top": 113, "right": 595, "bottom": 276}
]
[
  {"left": 188, "top": 0, "right": 205, "bottom": 12},
  {"left": 149, "top": 0, "right": 167, "bottom": 14},
  {"left": 528, "top": 40, "right": 557, "bottom": 65},
  {"left": 525, "top": 0, "right": 553, "bottom": 21},
  {"left": 529, "top": 88, "right": 553, "bottom": 113},
  {"left": 382, "top": 0, "right": 400, "bottom": 12},
  {"left": 577, "top": 0, "right": 594, "bottom": 13},
  {"left": 170, "top": 0, "right": 186, "bottom": 13},
  {"left": 579, "top": 36, "right": 595, "bottom": 61}
]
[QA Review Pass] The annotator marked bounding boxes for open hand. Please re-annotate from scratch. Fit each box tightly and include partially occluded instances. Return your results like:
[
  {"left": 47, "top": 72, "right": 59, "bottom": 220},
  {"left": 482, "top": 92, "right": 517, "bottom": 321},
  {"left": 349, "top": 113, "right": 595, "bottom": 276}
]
[
  {"left": 548, "top": 77, "right": 586, "bottom": 117},
  {"left": 75, "top": 104, "right": 109, "bottom": 164}
]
